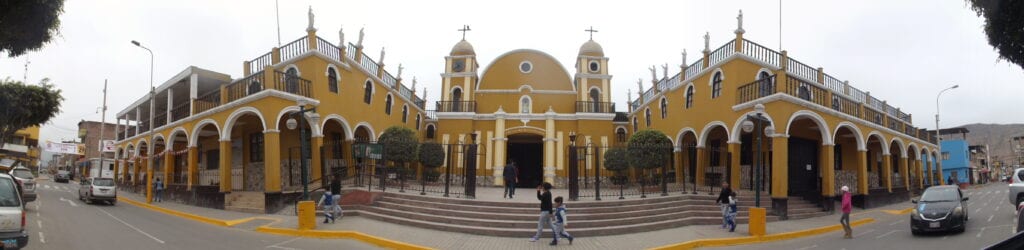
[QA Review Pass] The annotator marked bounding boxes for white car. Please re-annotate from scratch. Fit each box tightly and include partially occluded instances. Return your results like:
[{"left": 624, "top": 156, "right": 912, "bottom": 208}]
[
  {"left": 8, "top": 167, "right": 35, "bottom": 203},
  {"left": 1009, "top": 169, "right": 1024, "bottom": 206},
  {"left": 78, "top": 177, "right": 117, "bottom": 205},
  {"left": 0, "top": 174, "right": 28, "bottom": 249}
]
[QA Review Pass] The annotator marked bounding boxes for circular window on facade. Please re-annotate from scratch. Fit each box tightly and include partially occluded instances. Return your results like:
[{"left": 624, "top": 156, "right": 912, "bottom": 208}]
[
  {"left": 589, "top": 60, "right": 600, "bottom": 73},
  {"left": 519, "top": 61, "right": 533, "bottom": 73}
]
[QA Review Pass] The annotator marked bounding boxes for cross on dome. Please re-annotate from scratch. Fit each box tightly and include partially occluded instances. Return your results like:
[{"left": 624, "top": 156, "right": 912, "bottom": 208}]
[
  {"left": 585, "top": 26, "right": 598, "bottom": 40},
  {"left": 459, "top": 25, "right": 471, "bottom": 40}
]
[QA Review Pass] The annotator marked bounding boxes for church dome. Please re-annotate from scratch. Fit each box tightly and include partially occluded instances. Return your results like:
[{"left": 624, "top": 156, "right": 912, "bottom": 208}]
[
  {"left": 578, "top": 40, "right": 604, "bottom": 57},
  {"left": 450, "top": 40, "right": 476, "bottom": 56}
]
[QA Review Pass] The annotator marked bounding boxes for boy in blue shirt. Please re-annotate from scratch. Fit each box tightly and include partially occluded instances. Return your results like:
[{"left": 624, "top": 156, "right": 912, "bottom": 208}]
[
  {"left": 726, "top": 192, "right": 738, "bottom": 232},
  {"left": 550, "top": 196, "right": 575, "bottom": 245}
]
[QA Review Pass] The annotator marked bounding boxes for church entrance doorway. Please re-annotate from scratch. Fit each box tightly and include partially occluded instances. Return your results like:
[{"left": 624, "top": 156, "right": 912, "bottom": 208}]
[{"left": 507, "top": 134, "right": 544, "bottom": 188}]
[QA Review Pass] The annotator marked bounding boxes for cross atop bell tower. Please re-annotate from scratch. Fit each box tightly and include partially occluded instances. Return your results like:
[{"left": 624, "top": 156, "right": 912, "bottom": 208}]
[
  {"left": 585, "top": 26, "right": 598, "bottom": 40},
  {"left": 459, "top": 25, "right": 471, "bottom": 40}
]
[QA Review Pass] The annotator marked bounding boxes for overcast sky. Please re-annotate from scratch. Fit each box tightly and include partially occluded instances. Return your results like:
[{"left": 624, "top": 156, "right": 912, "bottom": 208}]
[{"left": 2, "top": 0, "right": 1021, "bottom": 155}]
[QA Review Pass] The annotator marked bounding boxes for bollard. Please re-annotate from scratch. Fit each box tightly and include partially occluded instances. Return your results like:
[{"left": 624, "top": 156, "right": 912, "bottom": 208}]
[
  {"left": 748, "top": 207, "right": 767, "bottom": 236},
  {"left": 297, "top": 200, "right": 317, "bottom": 230}
]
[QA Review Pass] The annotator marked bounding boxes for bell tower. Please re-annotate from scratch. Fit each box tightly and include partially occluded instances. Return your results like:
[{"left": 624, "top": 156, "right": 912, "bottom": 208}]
[
  {"left": 441, "top": 25, "right": 478, "bottom": 111},
  {"left": 575, "top": 27, "right": 611, "bottom": 111}
]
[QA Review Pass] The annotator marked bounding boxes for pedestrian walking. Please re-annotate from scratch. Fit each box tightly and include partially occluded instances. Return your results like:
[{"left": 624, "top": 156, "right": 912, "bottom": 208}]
[
  {"left": 715, "top": 181, "right": 733, "bottom": 229},
  {"left": 321, "top": 191, "right": 339, "bottom": 224},
  {"left": 530, "top": 182, "right": 556, "bottom": 242},
  {"left": 726, "top": 192, "right": 738, "bottom": 232},
  {"left": 551, "top": 196, "right": 575, "bottom": 245},
  {"left": 503, "top": 160, "right": 518, "bottom": 199},
  {"left": 840, "top": 186, "right": 853, "bottom": 238},
  {"left": 154, "top": 177, "right": 164, "bottom": 202},
  {"left": 327, "top": 174, "right": 343, "bottom": 222}
]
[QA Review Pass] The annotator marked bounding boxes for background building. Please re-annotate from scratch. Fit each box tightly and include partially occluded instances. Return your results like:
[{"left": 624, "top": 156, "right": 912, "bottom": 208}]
[
  {"left": 0, "top": 126, "right": 41, "bottom": 172},
  {"left": 936, "top": 127, "right": 970, "bottom": 185}
]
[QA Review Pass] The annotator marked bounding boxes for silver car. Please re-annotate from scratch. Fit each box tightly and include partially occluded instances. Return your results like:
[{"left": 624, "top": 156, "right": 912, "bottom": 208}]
[
  {"left": 0, "top": 174, "right": 28, "bottom": 249},
  {"left": 1009, "top": 168, "right": 1024, "bottom": 206},
  {"left": 7, "top": 167, "right": 35, "bottom": 203},
  {"left": 78, "top": 177, "right": 117, "bottom": 205}
]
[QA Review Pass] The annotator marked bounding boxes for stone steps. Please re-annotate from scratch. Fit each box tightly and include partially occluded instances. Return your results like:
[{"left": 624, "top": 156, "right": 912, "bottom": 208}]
[
  {"left": 225, "top": 191, "right": 266, "bottom": 214},
  {"left": 375, "top": 200, "right": 754, "bottom": 221}
]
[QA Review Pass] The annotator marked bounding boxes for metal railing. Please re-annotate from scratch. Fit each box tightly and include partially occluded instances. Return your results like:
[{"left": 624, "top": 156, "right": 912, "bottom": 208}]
[
  {"left": 735, "top": 75, "right": 776, "bottom": 104},
  {"left": 316, "top": 36, "right": 340, "bottom": 61},
  {"left": 575, "top": 101, "right": 616, "bottom": 113},
  {"left": 194, "top": 90, "right": 221, "bottom": 114},
  {"left": 171, "top": 102, "right": 189, "bottom": 122},
  {"left": 360, "top": 54, "right": 378, "bottom": 75},
  {"left": 833, "top": 94, "right": 861, "bottom": 118},
  {"left": 248, "top": 52, "right": 272, "bottom": 76},
  {"left": 225, "top": 71, "right": 265, "bottom": 103},
  {"left": 153, "top": 112, "right": 166, "bottom": 128},
  {"left": 863, "top": 107, "right": 884, "bottom": 126},
  {"left": 786, "top": 58, "right": 817, "bottom": 83},
  {"left": 707, "top": 40, "right": 736, "bottom": 67},
  {"left": 684, "top": 60, "right": 703, "bottom": 80},
  {"left": 741, "top": 39, "right": 781, "bottom": 67},
  {"left": 424, "top": 110, "right": 438, "bottom": 120},
  {"left": 784, "top": 76, "right": 828, "bottom": 107},
  {"left": 436, "top": 101, "right": 476, "bottom": 112},
  {"left": 823, "top": 74, "right": 844, "bottom": 94},
  {"left": 272, "top": 70, "right": 313, "bottom": 98},
  {"left": 279, "top": 37, "right": 307, "bottom": 62}
]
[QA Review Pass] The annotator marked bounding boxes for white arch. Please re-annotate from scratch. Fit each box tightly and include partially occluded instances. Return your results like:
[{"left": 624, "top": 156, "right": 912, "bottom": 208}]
[
  {"left": 273, "top": 106, "right": 323, "bottom": 137},
  {"left": 729, "top": 111, "right": 778, "bottom": 143},
  {"left": 890, "top": 137, "right": 907, "bottom": 158},
  {"left": 222, "top": 106, "right": 268, "bottom": 141},
  {"left": 284, "top": 64, "right": 301, "bottom": 76},
  {"left": 320, "top": 114, "right": 353, "bottom": 138},
  {"left": 152, "top": 133, "right": 166, "bottom": 145},
  {"left": 125, "top": 143, "right": 136, "bottom": 158},
  {"left": 698, "top": 121, "right": 730, "bottom": 147},
  {"left": 166, "top": 126, "right": 189, "bottom": 149},
  {"left": 784, "top": 110, "right": 833, "bottom": 145},
  {"left": 190, "top": 118, "right": 221, "bottom": 147},
  {"left": 756, "top": 68, "right": 773, "bottom": 79},
  {"left": 908, "top": 143, "right": 921, "bottom": 160},
  {"left": 325, "top": 64, "right": 339, "bottom": 77},
  {"left": 865, "top": 130, "right": 889, "bottom": 153},
  {"left": 675, "top": 127, "right": 698, "bottom": 145},
  {"left": 832, "top": 122, "right": 866, "bottom": 151},
  {"left": 519, "top": 95, "right": 533, "bottom": 114},
  {"left": 707, "top": 68, "right": 725, "bottom": 86},
  {"left": 353, "top": 122, "right": 376, "bottom": 141},
  {"left": 134, "top": 139, "right": 149, "bottom": 157}
]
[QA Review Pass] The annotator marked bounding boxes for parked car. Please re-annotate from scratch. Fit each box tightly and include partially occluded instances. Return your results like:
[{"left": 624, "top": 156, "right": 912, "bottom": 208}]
[
  {"left": 1009, "top": 169, "right": 1024, "bottom": 206},
  {"left": 0, "top": 173, "right": 29, "bottom": 249},
  {"left": 7, "top": 167, "right": 35, "bottom": 203},
  {"left": 78, "top": 177, "right": 117, "bottom": 205},
  {"left": 911, "top": 185, "right": 969, "bottom": 235},
  {"left": 54, "top": 171, "right": 70, "bottom": 183},
  {"left": 1016, "top": 201, "right": 1024, "bottom": 234}
]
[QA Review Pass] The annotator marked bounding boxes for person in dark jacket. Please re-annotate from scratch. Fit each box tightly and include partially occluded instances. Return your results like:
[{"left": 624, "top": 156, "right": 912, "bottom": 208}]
[
  {"left": 503, "top": 160, "right": 518, "bottom": 199},
  {"left": 715, "top": 181, "right": 733, "bottom": 229},
  {"left": 530, "top": 182, "right": 556, "bottom": 242}
]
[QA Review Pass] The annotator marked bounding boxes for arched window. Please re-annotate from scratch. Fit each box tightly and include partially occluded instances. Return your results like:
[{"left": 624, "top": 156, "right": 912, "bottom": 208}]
[
  {"left": 384, "top": 95, "right": 393, "bottom": 115},
  {"left": 451, "top": 87, "right": 463, "bottom": 112},
  {"left": 685, "top": 85, "right": 694, "bottom": 109},
  {"left": 247, "top": 80, "right": 262, "bottom": 94},
  {"left": 711, "top": 72, "right": 723, "bottom": 99},
  {"left": 758, "top": 71, "right": 773, "bottom": 97},
  {"left": 797, "top": 83, "right": 812, "bottom": 101},
  {"left": 415, "top": 114, "right": 421, "bottom": 130},
  {"left": 363, "top": 81, "right": 373, "bottom": 104},
  {"left": 426, "top": 125, "right": 436, "bottom": 139},
  {"left": 660, "top": 98, "right": 668, "bottom": 119},
  {"left": 327, "top": 67, "right": 338, "bottom": 93},
  {"left": 645, "top": 108, "right": 652, "bottom": 127},
  {"left": 520, "top": 95, "right": 531, "bottom": 114},
  {"left": 616, "top": 128, "right": 627, "bottom": 143},
  {"left": 632, "top": 117, "right": 639, "bottom": 132},
  {"left": 285, "top": 67, "right": 299, "bottom": 93},
  {"left": 401, "top": 105, "right": 408, "bottom": 123},
  {"left": 589, "top": 88, "right": 601, "bottom": 112}
]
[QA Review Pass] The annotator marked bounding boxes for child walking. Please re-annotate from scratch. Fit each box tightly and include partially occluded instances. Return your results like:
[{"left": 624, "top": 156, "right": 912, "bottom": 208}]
[
  {"left": 551, "top": 196, "right": 575, "bottom": 245},
  {"left": 726, "top": 192, "right": 738, "bottom": 232}
]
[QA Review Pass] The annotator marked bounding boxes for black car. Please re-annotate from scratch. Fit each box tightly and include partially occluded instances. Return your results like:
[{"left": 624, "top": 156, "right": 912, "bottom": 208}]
[
  {"left": 911, "top": 185, "right": 969, "bottom": 235},
  {"left": 54, "top": 173, "right": 69, "bottom": 183}
]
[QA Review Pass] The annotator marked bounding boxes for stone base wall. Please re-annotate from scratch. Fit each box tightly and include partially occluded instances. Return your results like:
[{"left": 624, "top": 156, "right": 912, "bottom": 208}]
[{"left": 245, "top": 162, "right": 265, "bottom": 191}]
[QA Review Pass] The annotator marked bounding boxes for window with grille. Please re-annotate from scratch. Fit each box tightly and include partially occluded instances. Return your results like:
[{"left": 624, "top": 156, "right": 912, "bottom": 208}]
[{"left": 711, "top": 72, "right": 723, "bottom": 98}]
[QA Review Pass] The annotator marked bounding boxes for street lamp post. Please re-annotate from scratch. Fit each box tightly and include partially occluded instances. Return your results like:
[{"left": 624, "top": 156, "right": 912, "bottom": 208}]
[
  {"left": 287, "top": 102, "right": 318, "bottom": 200},
  {"left": 742, "top": 104, "right": 771, "bottom": 208},
  {"left": 935, "top": 84, "right": 958, "bottom": 185},
  {"left": 131, "top": 40, "right": 155, "bottom": 203}
]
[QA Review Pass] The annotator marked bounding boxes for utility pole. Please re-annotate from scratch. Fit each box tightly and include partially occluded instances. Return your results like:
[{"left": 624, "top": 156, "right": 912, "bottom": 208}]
[{"left": 98, "top": 80, "right": 108, "bottom": 179}]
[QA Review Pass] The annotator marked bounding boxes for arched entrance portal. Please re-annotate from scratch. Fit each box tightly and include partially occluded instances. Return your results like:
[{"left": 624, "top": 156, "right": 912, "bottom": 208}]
[
  {"left": 507, "top": 133, "right": 543, "bottom": 188},
  {"left": 786, "top": 116, "right": 824, "bottom": 203}
]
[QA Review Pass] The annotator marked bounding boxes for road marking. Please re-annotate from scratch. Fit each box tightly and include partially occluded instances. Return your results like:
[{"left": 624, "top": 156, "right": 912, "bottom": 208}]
[
  {"left": 97, "top": 207, "right": 165, "bottom": 244},
  {"left": 875, "top": 230, "right": 899, "bottom": 239},
  {"left": 977, "top": 208, "right": 983, "bottom": 213},
  {"left": 853, "top": 229, "right": 876, "bottom": 238},
  {"left": 37, "top": 220, "right": 41, "bottom": 228},
  {"left": 977, "top": 227, "right": 987, "bottom": 238},
  {"left": 888, "top": 220, "right": 903, "bottom": 226},
  {"left": 990, "top": 214, "right": 995, "bottom": 222},
  {"left": 266, "top": 237, "right": 301, "bottom": 250},
  {"left": 943, "top": 235, "right": 948, "bottom": 240},
  {"left": 38, "top": 232, "right": 45, "bottom": 244},
  {"left": 58, "top": 197, "right": 79, "bottom": 207},
  {"left": 44, "top": 185, "right": 50, "bottom": 189},
  {"left": 795, "top": 244, "right": 818, "bottom": 250},
  {"left": 997, "top": 206, "right": 1001, "bottom": 212}
]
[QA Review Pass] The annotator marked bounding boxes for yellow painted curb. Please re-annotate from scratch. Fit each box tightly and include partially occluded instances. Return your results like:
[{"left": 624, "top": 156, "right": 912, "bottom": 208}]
[
  {"left": 882, "top": 208, "right": 913, "bottom": 215},
  {"left": 255, "top": 225, "right": 435, "bottom": 250},
  {"left": 649, "top": 218, "right": 875, "bottom": 250},
  {"left": 118, "top": 196, "right": 431, "bottom": 249}
]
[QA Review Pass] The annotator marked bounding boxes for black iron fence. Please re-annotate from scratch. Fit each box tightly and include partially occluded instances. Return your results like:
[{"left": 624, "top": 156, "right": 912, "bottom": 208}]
[
  {"left": 346, "top": 140, "right": 479, "bottom": 199},
  {"left": 567, "top": 143, "right": 687, "bottom": 201},
  {"left": 436, "top": 101, "right": 476, "bottom": 112}
]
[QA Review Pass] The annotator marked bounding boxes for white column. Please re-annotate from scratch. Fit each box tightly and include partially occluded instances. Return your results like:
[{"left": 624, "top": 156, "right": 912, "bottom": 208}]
[
  {"left": 492, "top": 108, "right": 507, "bottom": 186},
  {"left": 166, "top": 88, "right": 173, "bottom": 125},
  {"left": 135, "top": 107, "right": 141, "bottom": 135},
  {"left": 189, "top": 73, "right": 198, "bottom": 116},
  {"left": 543, "top": 109, "right": 556, "bottom": 184}
]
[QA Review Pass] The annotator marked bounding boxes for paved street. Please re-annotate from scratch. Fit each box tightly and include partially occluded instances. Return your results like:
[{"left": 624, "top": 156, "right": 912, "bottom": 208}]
[
  {"left": 715, "top": 183, "right": 1015, "bottom": 250},
  {"left": 22, "top": 176, "right": 380, "bottom": 250}
]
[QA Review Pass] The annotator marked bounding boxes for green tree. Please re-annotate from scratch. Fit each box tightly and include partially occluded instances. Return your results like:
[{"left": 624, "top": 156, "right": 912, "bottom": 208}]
[
  {"left": 378, "top": 126, "right": 418, "bottom": 167},
  {"left": 0, "top": 78, "right": 63, "bottom": 146},
  {"left": 965, "top": 0, "right": 1024, "bottom": 70},
  {"left": 626, "top": 129, "right": 673, "bottom": 170},
  {"left": 417, "top": 142, "right": 446, "bottom": 168},
  {"left": 0, "top": 0, "right": 66, "bottom": 57},
  {"left": 603, "top": 147, "right": 629, "bottom": 172}
]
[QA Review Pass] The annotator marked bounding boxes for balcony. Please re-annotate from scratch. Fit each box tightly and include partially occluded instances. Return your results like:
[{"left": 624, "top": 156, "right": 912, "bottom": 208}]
[
  {"left": 436, "top": 101, "right": 476, "bottom": 113},
  {"left": 575, "top": 101, "right": 616, "bottom": 113}
]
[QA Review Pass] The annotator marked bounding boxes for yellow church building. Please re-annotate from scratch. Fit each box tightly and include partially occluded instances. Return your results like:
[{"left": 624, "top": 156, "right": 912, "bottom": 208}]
[{"left": 113, "top": 10, "right": 939, "bottom": 217}]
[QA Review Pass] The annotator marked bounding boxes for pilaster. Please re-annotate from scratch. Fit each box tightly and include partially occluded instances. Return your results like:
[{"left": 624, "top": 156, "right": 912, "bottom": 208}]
[{"left": 264, "top": 131, "right": 282, "bottom": 193}]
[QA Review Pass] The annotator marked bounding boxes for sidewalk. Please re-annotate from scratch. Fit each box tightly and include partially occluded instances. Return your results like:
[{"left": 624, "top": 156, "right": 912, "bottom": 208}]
[{"left": 119, "top": 188, "right": 915, "bottom": 250}]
